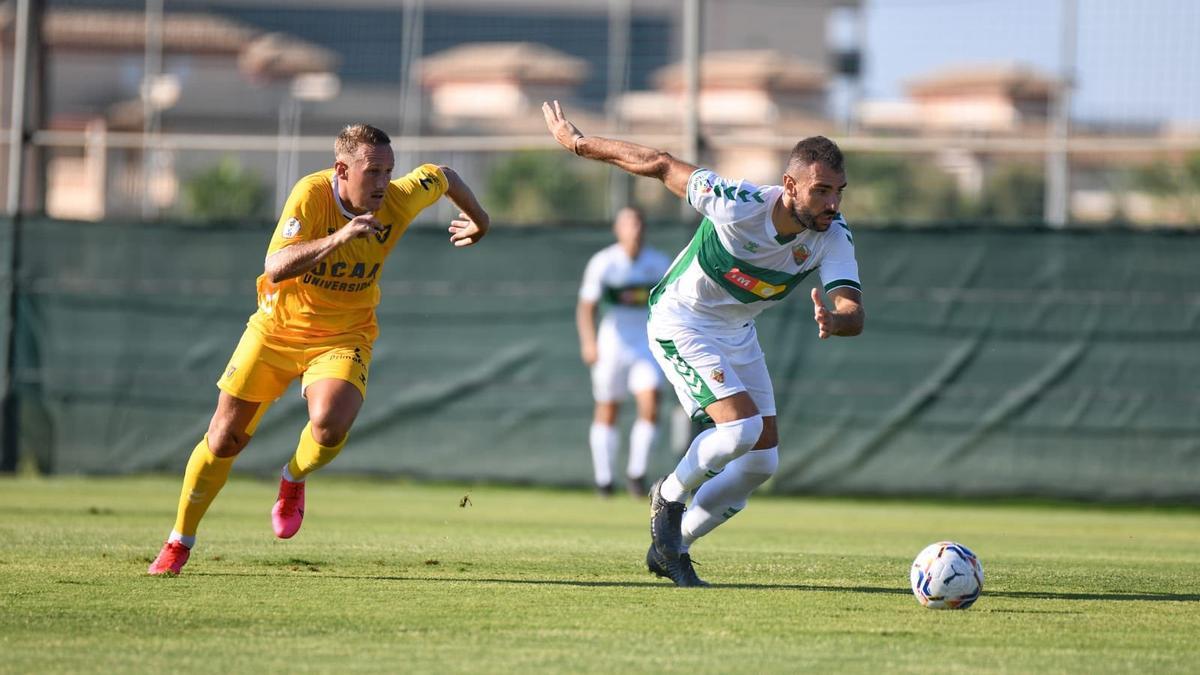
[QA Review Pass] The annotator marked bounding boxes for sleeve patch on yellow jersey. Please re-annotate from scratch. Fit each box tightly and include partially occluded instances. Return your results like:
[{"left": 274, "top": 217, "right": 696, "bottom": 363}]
[{"left": 283, "top": 217, "right": 302, "bottom": 239}]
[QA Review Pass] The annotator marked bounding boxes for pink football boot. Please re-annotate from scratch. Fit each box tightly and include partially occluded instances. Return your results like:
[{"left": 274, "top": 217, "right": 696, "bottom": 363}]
[
  {"left": 147, "top": 541, "right": 191, "bottom": 576},
  {"left": 271, "top": 476, "right": 306, "bottom": 538}
]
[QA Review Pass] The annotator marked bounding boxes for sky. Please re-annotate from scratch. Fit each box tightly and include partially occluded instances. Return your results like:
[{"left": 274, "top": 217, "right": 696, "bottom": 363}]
[{"left": 859, "top": 0, "right": 1200, "bottom": 126}]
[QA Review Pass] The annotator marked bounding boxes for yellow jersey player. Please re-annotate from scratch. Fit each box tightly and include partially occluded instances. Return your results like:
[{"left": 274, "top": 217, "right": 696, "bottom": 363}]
[{"left": 149, "top": 123, "right": 490, "bottom": 575}]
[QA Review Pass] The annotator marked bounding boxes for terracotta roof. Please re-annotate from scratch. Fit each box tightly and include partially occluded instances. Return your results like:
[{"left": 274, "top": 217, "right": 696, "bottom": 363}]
[
  {"left": 654, "top": 49, "right": 827, "bottom": 92},
  {"left": 420, "top": 42, "right": 588, "bottom": 85},
  {"left": 239, "top": 32, "right": 339, "bottom": 80},
  {"left": 907, "top": 63, "right": 1062, "bottom": 99},
  {"left": 43, "top": 9, "right": 256, "bottom": 54},
  {"left": 0, "top": 5, "right": 336, "bottom": 77}
]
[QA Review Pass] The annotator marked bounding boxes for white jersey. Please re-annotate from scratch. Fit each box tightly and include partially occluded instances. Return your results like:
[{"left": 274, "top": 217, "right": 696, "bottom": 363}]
[
  {"left": 579, "top": 243, "right": 673, "bottom": 352},
  {"left": 649, "top": 168, "right": 861, "bottom": 334}
]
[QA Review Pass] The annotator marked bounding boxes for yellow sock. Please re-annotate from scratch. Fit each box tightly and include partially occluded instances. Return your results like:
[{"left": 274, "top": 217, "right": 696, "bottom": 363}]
[
  {"left": 172, "top": 436, "right": 236, "bottom": 538},
  {"left": 285, "top": 422, "right": 346, "bottom": 481}
]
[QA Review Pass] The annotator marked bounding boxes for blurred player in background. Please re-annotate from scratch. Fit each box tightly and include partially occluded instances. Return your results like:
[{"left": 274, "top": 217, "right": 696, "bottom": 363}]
[
  {"left": 545, "top": 100, "right": 864, "bottom": 587},
  {"left": 148, "top": 123, "right": 490, "bottom": 575},
  {"left": 577, "top": 207, "right": 672, "bottom": 497}
]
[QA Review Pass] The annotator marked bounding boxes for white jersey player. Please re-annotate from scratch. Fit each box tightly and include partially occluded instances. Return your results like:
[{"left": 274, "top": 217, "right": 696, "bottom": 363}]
[
  {"left": 544, "top": 100, "right": 865, "bottom": 587},
  {"left": 577, "top": 208, "right": 673, "bottom": 497}
]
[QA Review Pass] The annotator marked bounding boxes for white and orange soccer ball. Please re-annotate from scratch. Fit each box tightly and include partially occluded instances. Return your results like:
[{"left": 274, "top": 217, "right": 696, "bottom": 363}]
[{"left": 910, "top": 541, "right": 984, "bottom": 609}]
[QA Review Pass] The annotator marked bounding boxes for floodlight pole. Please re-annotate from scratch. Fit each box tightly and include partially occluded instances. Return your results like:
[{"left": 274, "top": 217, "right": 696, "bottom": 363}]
[
  {"left": 680, "top": 0, "right": 701, "bottom": 219},
  {"left": 141, "top": 0, "right": 164, "bottom": 220},
  {"left": 2, "top": 0, "right": 36, "bottom": 473},
  {"left": 606, "top": 0, "right": 632, "bottom": 218},
  {"left": 1044, "top": 0, "right": 1076, "bottom": 228},
  {"left": 5, "top": 0, "right": 32, "bottom": 217},
  {"left": 397, "top": 0, "right": 424, "bottom": 169}
]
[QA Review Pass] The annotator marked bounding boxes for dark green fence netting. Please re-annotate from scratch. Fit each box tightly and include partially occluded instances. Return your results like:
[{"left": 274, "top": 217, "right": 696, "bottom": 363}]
[{"left": 6, "top": 217, "right": 1199, "bottom": 501}]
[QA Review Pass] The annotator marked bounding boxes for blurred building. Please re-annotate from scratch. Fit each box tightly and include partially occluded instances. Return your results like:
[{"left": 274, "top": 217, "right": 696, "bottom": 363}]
[
  {"left": 861, "top": 64, "right": 1058, "bottom": 135},
  {"left": 419, "top": 42, "right": 589, "bottom": 133},
  {"left": 0, "top": 3, "right": 341, "bottom": 219},
  {"left": 857, "top": 64, "right": 1061, "bottom": 200},
  {"left": 854, "top": 62, "right": 1200, "bottom": 224},
  {"left": 618, "top": 50, "right": 832, "bottom": 180},
  {"left": 1, "top": 0, "right": 862, "bottom": 220}
]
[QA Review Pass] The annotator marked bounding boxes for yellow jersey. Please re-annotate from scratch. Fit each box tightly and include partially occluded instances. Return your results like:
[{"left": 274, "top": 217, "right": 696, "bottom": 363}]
[{"left": 248, "top": 163, "right": 449, "bottom": 342}]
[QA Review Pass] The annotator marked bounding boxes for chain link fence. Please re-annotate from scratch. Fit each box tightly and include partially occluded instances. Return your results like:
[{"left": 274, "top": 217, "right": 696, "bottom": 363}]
[{"left": 2, "top": 0, "right": 1199, "bottom": 227}]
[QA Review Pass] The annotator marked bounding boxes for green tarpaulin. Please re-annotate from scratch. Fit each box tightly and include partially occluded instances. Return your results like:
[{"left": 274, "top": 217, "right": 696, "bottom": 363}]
[{"left": 3, "top": 217, "right": 1197, "bottom": 501}]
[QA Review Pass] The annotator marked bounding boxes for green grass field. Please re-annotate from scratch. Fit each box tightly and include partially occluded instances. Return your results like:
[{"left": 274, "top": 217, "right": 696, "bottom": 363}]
[{"left": 1, "top": 476, "right": 1197, "bottom": 674}]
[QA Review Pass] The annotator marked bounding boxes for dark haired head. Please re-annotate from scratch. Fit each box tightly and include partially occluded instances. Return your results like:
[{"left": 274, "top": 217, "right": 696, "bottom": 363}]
[{"left": 786, "top": 136, "right": 843, "bottom": 175}]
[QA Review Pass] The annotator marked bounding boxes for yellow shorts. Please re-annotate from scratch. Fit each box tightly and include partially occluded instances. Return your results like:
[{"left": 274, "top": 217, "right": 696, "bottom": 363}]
[{"left": 217, "top": 327, "right": 372, "bottom": 403}]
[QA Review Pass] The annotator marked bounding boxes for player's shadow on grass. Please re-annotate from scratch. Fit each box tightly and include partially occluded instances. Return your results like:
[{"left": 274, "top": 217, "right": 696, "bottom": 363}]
[
  {"left": 192, "top": 572, "right": 1200, "bottom": 601},
  {"left": 697, "top": 584, "right": 1200, "bottom": 602},
  {"left": 983, "top": 589, "right": 1200, "bottom": 602}
]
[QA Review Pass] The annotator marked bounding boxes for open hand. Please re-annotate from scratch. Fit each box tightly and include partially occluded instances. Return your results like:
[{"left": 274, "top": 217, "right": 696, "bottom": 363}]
[
  {"left": 811, "top": 287, "right": 831, "bottom": 339},
  {"left": 542, "top": 100, "right": 584, "bottom": 154},
  {"left": 448, "top": 212, "right": 486, "bottom": 247}
]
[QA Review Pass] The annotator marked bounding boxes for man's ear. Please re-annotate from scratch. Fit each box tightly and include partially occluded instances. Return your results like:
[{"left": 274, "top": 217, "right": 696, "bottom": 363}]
[
  {"left": 781, "top": 173, "right": 797, "bottom": 198},
  {"left": 334, "top": 160, "right": 349, "bottom": 180}
]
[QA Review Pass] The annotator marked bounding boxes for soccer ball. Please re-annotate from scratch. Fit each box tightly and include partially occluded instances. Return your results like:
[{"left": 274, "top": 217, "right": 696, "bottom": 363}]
[{"left": 910, "top": 541, "right": 984, "bottom": 609}]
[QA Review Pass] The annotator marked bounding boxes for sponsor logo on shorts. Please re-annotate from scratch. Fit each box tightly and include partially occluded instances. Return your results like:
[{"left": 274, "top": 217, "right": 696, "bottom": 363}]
[
  {"left": 329, "top": 346, "right": 367, "bottom": 366},
  {"left": 743, "top": 241, "right": 760, "bottom": 253},
  {"left": 710, "top": 368, "right": 725, "bottom": 384},
  {"left": 282, "top": 217, "right": 302, "bottom": 238},
  {"left": 223, "top": 365, "right": 237, "bottom": 380}
]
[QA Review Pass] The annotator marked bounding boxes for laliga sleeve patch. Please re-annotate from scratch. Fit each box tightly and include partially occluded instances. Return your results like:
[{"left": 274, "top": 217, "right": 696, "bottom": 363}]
[{"left": 282, "top": 217, "right": 302, "bottom": 238}]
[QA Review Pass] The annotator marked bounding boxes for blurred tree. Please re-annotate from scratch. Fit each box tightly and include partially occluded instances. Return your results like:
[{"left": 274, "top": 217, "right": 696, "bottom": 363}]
[
  {"left": 182, "top": 157, "right": 270, "bottom": 222},
  {"left": 974, "top": 163, "right": 1045, "bottom": 223},
  {"left": 486, "top": 151, "right": 606, "bottom": 224},
  {"left": 1131, "top": 151, "right": 1200, "bottom": 223},
  {"left": 843, "top": 153, "right": 961, "bottom": 223}
]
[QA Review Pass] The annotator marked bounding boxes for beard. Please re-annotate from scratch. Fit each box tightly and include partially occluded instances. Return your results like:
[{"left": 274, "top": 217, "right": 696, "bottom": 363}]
[{"left": 792, "top": 204, "right": 837, "bottom": 231}]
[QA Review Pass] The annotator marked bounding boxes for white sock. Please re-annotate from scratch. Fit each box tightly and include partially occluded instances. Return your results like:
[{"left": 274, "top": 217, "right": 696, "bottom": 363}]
[
  {"left": 589, "top": 423, "right": 619, "bottom": 487},
  {"left": 680, "top": 446, "right": 778, "bottom": 552},
  {"left": 660, "top": 416, "right": 763, "bottom": 502},
  {"left": 282, "top": 464, "right": 304, "bottom": 483},
  {"left": 167, "top": 530, "right": 196, "bottom": 549},
  {"left": 626, "top": 418, "right": 657, "bottom": 480}
]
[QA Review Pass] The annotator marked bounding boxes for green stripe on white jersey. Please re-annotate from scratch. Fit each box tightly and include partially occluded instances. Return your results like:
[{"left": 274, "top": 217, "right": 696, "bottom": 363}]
[{"left": 650, "top": 168, "right": 861, "bottom": 332}]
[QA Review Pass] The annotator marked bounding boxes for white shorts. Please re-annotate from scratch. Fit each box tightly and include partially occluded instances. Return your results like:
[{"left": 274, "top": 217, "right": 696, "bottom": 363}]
[
  {"left": 591, "top": 348, "right": 663, "bottom": 403},
  {"left": 648, "top": 323, "right": 776, "bottom": 420}
]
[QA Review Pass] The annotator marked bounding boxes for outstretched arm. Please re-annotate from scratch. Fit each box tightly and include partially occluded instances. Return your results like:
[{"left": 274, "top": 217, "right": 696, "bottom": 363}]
[
  {"left": 440, "top": 166, "right": 490, "bottom": 247},
  {"left": 542, "top": 100, "right": 698, "bottom": 198}
]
